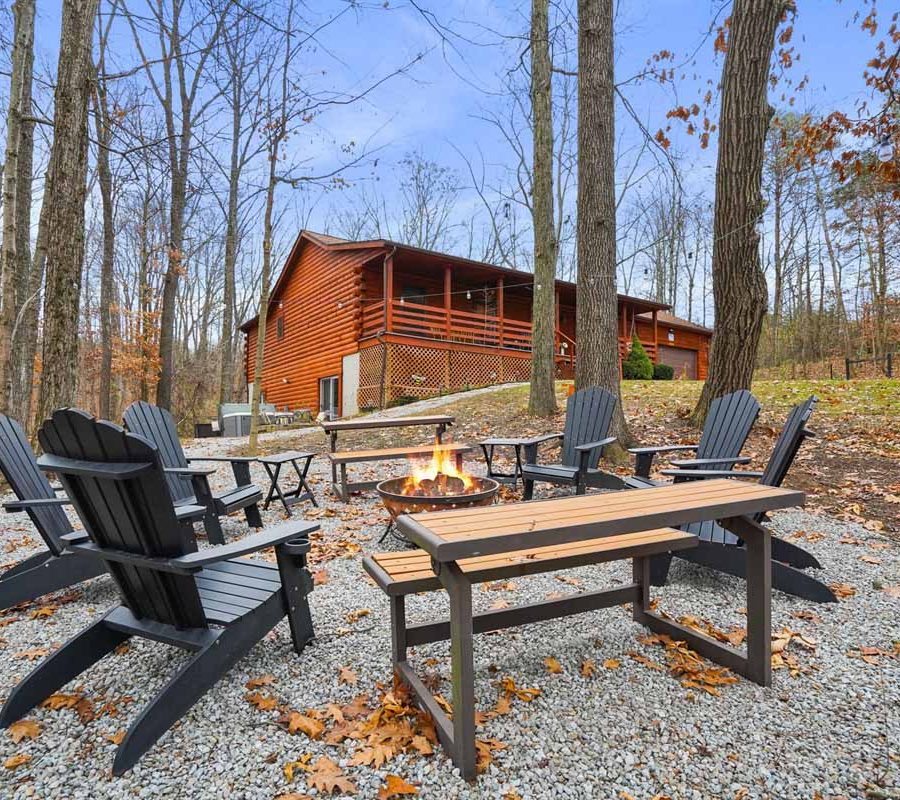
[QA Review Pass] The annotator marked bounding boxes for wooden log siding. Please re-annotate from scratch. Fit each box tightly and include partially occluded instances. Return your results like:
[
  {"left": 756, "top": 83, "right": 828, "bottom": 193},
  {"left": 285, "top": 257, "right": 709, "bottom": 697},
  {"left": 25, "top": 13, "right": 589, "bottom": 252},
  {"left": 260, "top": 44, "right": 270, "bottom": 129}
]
[{"left": 244, "top": 243, "right": 380, "bottom": 410}]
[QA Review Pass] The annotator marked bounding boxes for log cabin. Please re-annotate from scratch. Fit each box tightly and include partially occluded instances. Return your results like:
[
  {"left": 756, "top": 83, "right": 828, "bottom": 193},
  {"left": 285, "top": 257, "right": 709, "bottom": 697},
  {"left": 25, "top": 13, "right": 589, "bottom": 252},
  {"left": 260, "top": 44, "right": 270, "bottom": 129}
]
[{"left": 241, "top": 231, "right": 711, "bottom": 417}]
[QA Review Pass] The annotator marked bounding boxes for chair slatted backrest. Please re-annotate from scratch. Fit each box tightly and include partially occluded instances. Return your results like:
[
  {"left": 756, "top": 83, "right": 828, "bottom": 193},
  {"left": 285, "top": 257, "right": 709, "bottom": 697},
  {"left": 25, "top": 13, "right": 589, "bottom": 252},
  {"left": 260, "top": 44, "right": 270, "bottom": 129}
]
[
  {"left": 696, "top": 389, "right": 760, "bottom": 467},
  {"left": 123, "top": 401, "right": 193, "bottom": 503},
  {"left": 760, "top": 396, "right": 816, "bottom": 490},
  {"left": 0, "top": 413, "right": 73, "bottom": 556},
  {"left": 561, "top": 387, "right": 617, "bottom": 468},
  {"left": 38, "top": 409, "right": 206, "bottom": 629}
]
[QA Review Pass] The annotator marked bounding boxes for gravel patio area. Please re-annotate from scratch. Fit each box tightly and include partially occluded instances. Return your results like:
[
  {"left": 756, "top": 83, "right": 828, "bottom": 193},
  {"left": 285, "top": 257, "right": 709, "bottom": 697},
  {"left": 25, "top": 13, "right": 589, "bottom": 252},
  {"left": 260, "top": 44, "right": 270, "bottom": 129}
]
[{"left": 0, "top": 423, "right": 897, "bottom": 800}]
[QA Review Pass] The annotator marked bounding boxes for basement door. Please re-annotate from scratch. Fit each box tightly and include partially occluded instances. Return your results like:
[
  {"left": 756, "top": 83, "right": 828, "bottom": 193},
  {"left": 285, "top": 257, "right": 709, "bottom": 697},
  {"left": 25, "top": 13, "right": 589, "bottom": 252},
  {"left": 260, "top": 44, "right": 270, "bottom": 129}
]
[{"left": 319, "top": 376, "right": 339, "bottom": 419}]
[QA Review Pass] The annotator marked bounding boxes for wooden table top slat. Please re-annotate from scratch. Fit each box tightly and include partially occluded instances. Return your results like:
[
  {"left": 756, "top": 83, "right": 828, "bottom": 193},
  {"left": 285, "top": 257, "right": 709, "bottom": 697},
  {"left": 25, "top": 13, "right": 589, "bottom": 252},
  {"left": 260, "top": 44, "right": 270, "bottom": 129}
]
[
  {"left": 328, "top": 443, "right": 472, "bottom": 463},
  {"left": 397, "top": 480, "right": 803, "bottom": 561},
  {"left": 320, "top": 415, "right": 454, "bottom": 432}
]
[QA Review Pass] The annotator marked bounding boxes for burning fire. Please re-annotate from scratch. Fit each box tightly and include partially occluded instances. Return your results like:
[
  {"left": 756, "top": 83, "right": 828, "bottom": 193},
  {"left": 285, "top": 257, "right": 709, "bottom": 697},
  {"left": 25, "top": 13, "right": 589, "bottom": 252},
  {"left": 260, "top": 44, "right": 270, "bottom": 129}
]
[{"left": 402, "top": 440, "right": 475, "bottom": 496}]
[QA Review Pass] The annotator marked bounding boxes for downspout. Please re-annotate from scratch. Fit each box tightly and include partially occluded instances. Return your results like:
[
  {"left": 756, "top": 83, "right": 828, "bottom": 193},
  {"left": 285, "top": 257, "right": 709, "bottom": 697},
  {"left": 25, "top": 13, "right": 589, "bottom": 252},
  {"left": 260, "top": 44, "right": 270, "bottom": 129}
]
[{"left": 377, "top": 246, "right": 398, "bottom": 409}]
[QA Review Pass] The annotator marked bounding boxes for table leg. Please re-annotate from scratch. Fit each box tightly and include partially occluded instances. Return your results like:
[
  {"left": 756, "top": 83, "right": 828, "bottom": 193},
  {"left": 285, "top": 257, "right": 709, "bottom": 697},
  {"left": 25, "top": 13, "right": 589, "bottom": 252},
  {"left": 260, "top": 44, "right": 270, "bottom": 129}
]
[
  {"left": 438, "top": 561, "right": 477, "bottom": 781},
  {"left": 390, "top": 595, "right": 407, "bottom": 665},
  {"left": 632, "top": 556, "right": 650, "bottom": 623},
  {"left": 262, "top": 463, "right": 283, "bottom": 511},
  {"left": 293, "top": 457, "right": 318, "bottom": 508},
  {"left": 330, "top": 432, "right": 338, "bottom": 485},
  {"left": 513, "top": 444, "right": 524, "bottom": 490},
  {"left": 726, "top": 515, "right": 772, "bottom": 687}
]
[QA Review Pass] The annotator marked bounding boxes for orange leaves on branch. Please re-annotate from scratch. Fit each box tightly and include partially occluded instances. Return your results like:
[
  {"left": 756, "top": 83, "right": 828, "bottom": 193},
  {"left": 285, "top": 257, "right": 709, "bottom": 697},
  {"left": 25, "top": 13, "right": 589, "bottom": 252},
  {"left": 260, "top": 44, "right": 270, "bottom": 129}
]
[{"left": 654, "top": 130, "right": 671, "bottom": 150}]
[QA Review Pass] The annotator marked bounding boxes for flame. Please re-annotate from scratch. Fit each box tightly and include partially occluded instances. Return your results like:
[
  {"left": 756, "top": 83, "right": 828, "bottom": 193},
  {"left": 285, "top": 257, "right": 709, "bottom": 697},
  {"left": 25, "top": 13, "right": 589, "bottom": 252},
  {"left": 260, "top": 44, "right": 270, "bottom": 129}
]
[{"left": 403, "top": 439, "right": 475, "bottom": 494}]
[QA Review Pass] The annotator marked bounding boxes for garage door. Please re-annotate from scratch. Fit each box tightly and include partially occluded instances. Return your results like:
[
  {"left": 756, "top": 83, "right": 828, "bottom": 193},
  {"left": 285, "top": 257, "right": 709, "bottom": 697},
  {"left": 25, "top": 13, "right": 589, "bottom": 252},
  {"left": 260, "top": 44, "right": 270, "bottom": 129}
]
[{"left": 658, "top": 346, "right": 698, "bottom": 379}]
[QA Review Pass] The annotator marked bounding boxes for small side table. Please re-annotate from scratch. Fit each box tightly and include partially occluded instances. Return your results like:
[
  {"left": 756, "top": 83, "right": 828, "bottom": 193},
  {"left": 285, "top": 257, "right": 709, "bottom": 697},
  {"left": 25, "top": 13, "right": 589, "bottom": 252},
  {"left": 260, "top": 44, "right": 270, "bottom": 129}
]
[
  {"left": 258, "top": 451, "right": 318, "bottom": 515},
  {"left": 478, "top": 438, "right": 528, "bottom": 488}
]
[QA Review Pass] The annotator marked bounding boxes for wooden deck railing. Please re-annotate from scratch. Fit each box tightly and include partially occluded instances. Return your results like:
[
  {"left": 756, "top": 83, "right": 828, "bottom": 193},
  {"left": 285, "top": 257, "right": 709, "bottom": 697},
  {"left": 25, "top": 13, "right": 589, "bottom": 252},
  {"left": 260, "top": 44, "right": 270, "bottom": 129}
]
[{"left": 361, "top": 299, "right": 654, "bottom": 365}]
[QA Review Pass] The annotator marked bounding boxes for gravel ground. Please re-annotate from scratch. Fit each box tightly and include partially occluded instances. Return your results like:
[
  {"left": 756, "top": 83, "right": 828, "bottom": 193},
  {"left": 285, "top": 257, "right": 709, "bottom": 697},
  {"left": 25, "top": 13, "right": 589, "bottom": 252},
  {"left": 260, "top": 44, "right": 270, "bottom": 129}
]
[{"left": 0, "top": 420, "right": 897, "bottom": 800}]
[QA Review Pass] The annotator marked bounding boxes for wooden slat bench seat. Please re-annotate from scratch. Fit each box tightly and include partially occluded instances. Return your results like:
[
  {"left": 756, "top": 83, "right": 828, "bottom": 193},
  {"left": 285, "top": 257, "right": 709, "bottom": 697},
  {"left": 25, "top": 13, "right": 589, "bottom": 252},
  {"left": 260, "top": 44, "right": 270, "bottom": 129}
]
[
  {"left": 327, "top": 443, "right": 474, "bottom": 501},
  {"left": 365, "top": 527, "right": 697, "bottom": 595}
]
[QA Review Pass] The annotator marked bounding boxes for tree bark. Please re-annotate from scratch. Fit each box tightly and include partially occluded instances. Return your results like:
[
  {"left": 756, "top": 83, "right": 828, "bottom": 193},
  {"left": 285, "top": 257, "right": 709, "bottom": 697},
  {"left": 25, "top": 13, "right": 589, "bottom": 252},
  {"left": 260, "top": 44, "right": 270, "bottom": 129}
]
[
  {"left": 0, "top": 0, "right": 35, "bottom": 412},
  {"left": 692, "top": 0, "right": 789, "bottom": 425},
  {"left": 575, "top": 0, "right": 629, "bottom": 442},
  {"left": 35, "top": 0, "right": 100, "bottom": 427},
  {"left": 528, "top": 0, "right": 558, "bottom": 416}
]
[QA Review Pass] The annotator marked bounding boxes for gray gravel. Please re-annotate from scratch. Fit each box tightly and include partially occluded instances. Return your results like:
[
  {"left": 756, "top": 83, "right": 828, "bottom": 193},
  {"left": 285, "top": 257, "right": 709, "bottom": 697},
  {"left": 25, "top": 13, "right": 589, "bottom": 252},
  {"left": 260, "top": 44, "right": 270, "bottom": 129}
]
[{"left": 0, "top": 429, "right": 897, "bottom": 800}]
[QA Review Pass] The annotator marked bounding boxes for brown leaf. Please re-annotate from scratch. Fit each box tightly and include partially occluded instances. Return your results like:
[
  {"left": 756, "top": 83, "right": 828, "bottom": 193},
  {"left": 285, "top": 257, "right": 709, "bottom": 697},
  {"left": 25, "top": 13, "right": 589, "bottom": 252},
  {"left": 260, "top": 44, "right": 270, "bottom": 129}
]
[
  {"left": 245, "top": 691, "right": 278, "bottom": 711},
  {"left": 378, "top": 774, "right": 419, "bottom": 799},
  {"left": 351, "top": 744, "right": 393, "bottom": 768},
  {"left": 579, "top": 659, "right": 596, "bottom": 678},
  {"left": 475, "top": 738, "right": 506, "bottom": 773},
  {"left": 829, "top": 583, "right": 856, "bottom": 600},
  {"left": 245, "top": 674, "right": 276, "bottom": 689},
  {"left": 42, "top": 692, "right": 83, "bottom": 710},
  {"left": 285, "top": 712, "right": 324, "bottom": 739},
  {"left": 3, "top": 753, "right": 31, "bottom": 770},
  {"left": 12, "top": 647, "right": 49, "bottom": 661},
  {"left": 8, "top": 720, "right": 40, "bottom": 743},
  {"left": 282, "top": 754, "right": 312, "bottom": 782},
  {"left": 305, "top": 756, "right": 356, "bottom": 795},
  {"left": 338, "top": 666, "right": 358, "bottom": 685},
  {"left": 602, "top": 658, "right": 621, "bottom": 670},
  {"left": 346, "top": 608, "right": 370, "bottom": 624},
  {"left": 543, "top": 656, "right": 563, "bottom": 674},
  {"left": 29, "top": 605, "right": 56, "bottom": 619},
  {"left": 105, "top": 730, "right": 126, "bottom": 745}
]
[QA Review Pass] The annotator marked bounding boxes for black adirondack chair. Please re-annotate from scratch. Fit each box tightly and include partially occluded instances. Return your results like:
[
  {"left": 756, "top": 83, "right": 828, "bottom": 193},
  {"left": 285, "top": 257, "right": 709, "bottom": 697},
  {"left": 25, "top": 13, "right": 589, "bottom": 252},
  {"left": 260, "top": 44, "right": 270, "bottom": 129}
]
[
  {"left": 0, "top": 414, "right": 107, "bottom": 609},
  {"left": 626, "top": 389, "right": 761, "bottom": 486},
  {"left": 521, "top": 387, "right": 624, "bottom": 500},
  {"left": 124, "top": 401, "right": 263, "bottom": 544},
  {"left": 0, "top": 409, "right": 317, "bottom": 774},
  {"left": 650, "top": 397, "right": 836, "bottom": 602}
]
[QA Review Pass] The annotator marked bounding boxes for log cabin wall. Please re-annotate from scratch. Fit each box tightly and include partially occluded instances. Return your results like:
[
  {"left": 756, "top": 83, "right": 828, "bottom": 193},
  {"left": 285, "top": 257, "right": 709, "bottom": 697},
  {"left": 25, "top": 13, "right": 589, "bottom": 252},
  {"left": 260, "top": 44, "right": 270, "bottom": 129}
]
[{"left": 243, "top": 240, "right": 381, "bottom": 410}]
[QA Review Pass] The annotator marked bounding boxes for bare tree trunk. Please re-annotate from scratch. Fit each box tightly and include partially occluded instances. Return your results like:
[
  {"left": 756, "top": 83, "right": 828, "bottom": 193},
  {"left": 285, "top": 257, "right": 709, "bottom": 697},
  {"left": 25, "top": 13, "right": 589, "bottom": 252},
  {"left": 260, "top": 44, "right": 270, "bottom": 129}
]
[
  {"left": 575, "top": 0, "right": 629, "bottom": 442},
  {"left": 528, "top": 0, "right": 558, "bottom": 416},
  {"left": 692, "top": 0, "right": 788, "bottom": 425},
  {"left": 0, "top": 0, "right": 36, "bottom": 412},
  {"left": 812, "top": 169, "right": 851, "bottom": 357},
  {"left": 35, "top": 0, "right": 100, "bottom": 427}
]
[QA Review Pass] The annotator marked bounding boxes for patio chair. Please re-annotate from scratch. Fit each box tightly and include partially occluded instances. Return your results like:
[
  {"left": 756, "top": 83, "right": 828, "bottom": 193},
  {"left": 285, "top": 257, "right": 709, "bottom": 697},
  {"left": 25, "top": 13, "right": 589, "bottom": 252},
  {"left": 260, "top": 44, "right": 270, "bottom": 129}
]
[
  {"left": 649, "top": 396, "right": 836, "bottom": 602},
  {"left": 0, "top": 408, "right": 317, "bottom": 774},
  {"left": 124, "top": 401, "right": 263, "bottom": 544},
  {"left": 626, "top": 389, "right": 760, "bottom": 486},
  {"left": 521, "top": 387, "right": 625, "bottom": 499},
  {"left": 0, "top": 414, "right": 107, "bottom": 609}
]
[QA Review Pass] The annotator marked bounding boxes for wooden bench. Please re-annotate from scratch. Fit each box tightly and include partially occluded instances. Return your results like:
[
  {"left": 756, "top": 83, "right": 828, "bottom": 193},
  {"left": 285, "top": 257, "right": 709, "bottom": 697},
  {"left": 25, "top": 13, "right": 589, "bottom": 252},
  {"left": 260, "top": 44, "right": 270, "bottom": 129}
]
[{"left": 327, "top": 443, "right": 474, "bottom": 501}]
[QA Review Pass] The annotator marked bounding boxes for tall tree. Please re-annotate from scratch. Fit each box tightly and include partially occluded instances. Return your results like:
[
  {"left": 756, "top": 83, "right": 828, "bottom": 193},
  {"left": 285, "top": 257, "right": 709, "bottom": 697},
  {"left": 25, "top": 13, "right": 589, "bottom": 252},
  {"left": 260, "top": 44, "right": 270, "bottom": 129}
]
[
  {"left": 692, "top": 0, "right": 791, "bottom": 423},
  {"left": 35, "top": 0, "right": 101, "bottom": 426},
  {"left": 527, "top": 0, "right": 558, "bottom": 416},
  {"left": 575, "top": 0, "right": 628, "bottom": 440},
  {"left": 126, "top": 0, "right": 226, "bottom": 409},
  {"left": 0, "top": 0, "right": 36, "bottom": 412}
]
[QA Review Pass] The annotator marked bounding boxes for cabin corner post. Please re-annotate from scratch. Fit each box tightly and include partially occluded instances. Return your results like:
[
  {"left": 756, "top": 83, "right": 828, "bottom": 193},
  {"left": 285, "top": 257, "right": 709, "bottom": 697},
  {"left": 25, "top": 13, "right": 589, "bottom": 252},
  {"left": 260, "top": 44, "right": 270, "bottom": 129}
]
[
  {"left": 444, "top": 264, "right": 452, "bottom": 337},
  {"left": 652, "top": 309, "right": 659, "bottom": 363},
  {"left": 497, "top": 277, "right": 504, "bottom": 347},
  {"left": 384, "top": 251, "right": 395, "bottom": 333}
]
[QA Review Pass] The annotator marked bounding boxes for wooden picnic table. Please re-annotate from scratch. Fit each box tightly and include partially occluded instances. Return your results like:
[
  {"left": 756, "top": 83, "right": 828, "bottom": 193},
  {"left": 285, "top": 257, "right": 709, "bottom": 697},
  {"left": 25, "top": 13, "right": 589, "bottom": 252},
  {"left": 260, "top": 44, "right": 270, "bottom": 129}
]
[
  {"left": 392, "top": 479, "right": 804, "bottom": 779},
  {"left": 320, "top": 414, "right": 455, "bottom": 500}
]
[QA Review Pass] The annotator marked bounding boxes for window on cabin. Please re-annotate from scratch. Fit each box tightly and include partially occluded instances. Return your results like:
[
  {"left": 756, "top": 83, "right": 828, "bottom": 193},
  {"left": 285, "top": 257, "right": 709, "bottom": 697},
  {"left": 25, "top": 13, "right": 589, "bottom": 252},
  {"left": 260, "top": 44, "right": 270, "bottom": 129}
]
[
  {"left": 276, "top": 316, "right": 285, "bottom": 339},
  {"left": 401, "top": 286, "right": 427, "bottom": 305}
]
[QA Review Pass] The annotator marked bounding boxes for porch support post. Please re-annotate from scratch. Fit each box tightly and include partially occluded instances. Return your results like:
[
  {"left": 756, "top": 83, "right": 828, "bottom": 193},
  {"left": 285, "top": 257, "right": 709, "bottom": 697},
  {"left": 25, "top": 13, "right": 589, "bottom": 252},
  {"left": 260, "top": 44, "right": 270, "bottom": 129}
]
[
  {"left": 384, "top": 252, "right": 395, "bottom": 332},
  {"left": 444, "top": 264, "right": 452, "bottom": 337},
  {"left": 497, "top": 278, "right": 504, "bottom": 348},
  {"left": 554, "top": 287, "right": 560, "bottom": 358},
  {"left": 652, "top": 309, "right": 659, "bottom": 362}
]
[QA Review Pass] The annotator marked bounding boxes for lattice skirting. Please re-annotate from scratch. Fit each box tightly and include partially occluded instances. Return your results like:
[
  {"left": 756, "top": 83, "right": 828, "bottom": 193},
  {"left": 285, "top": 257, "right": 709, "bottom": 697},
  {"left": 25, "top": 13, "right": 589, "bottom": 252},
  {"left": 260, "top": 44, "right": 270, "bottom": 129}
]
[{"left": 357, "top": 341, "right": 574, "bottom": 407}]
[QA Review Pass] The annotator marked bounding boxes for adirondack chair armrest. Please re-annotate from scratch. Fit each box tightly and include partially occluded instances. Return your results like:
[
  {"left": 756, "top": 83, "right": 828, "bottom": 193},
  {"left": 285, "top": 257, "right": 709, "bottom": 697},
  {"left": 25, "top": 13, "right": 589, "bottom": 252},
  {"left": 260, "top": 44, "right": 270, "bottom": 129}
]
[
  {"left": 575, "top": 436, "right": 617, "bottom": 470},
  {"left": 175, "top": 504, "right": 208, "bottom": 522},
  {"left": 173, "top": 519, "right": 319, "bottom": 568},
  {"left": 662, "top": 468, "right": 764, "bottom": 482},
  {"left": 522, "top": 433, "right": 564, "bottom": 464},
  {"left": 628, "top": 444, "right": 696, "bottom": 478},
  {"left": 164, "top": 467, "right": 218, "bottom": 477},
  {"left": 4, "top": 496, "right": 71, "bottom": 512},
  {"left": 185, "top": 455, "right": 257, "bottom": 488},
  {"left": 59, "top": 531, "right": 90, "bottom": 546},
  {"left": 51, "top": 483, "right": 66, "bottom": 493},
  {"left": 668, "top": 456, "right": 751, "bottom": 469}
]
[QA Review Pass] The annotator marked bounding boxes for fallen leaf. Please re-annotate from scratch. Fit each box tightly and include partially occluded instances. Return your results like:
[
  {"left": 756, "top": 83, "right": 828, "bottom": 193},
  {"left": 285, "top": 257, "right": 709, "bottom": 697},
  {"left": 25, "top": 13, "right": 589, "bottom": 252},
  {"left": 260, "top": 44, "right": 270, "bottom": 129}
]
[
  {"left": 42, "top": 693, "right": 83, "bottom": 711},
  {"left": 346, "top": 608, "right": 370, "bottom": 624},
  {"left": 830, "top": 583, "right": 856, "bottom": 600},
  {"left": 12, "top": 647, "right": 49, "bottom": 661},
  {"left": 579, "top": 659, "right": 596, "bottom": 678},
  {"left": 313, "top": 569, "right": 329, "bottom": 585},
  {"left": 8, "top": 720, "right": 40, "bottom": 743},
  {"left": 338, "top": 666, "right": 358, "bottom": 685},
  {"left": 378, "top": 774, "right": 419, "bottom": 799},
  {"left": 246, "top": 674, "right": 276, "bottom": 689},
  {"left": 3, "top": 754, "right": 31, "bottom": 770},
  {"left": 105, "top": 730, "right": 126, "bottom": 745},
  {"left": 543, "top": 656, "right": 563, "bottom": 674},
  {"left": 285, "top": 712, "right": 325, "bottom": 739},
  {"left": 602, "top": 658, "right": 621, "bottom": 670},
  {"left": 350, "top": 744, "right": 393, "bottom": 768},
  {"left": 475, "top": 738, "right": 506, "bottom": 773},
  {"left": 245, "top": 691, "right": 278, "bottom": 711},
  {"left": 29, "top": 605, "right": 56, "bottom": 619},
  {"left": 305, "top": 756, "right": 356, "bottom": 795},
  {"left": 858, "top": 555, "right": 881, "bottom": 564}
]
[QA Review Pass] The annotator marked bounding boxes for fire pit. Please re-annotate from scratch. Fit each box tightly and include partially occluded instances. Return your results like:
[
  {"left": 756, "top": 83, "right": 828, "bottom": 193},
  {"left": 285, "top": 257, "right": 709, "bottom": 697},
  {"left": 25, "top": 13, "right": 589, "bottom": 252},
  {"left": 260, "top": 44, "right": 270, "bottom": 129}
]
[{"left": 376, "top": 443, "right": 500, "bottom": 544}]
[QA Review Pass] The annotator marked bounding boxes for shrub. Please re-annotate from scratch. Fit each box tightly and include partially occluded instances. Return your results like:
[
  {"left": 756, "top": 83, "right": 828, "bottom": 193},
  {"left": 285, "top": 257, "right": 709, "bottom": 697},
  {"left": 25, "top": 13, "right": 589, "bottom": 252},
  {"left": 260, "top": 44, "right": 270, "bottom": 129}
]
[
  {"left": 622, "top": 335, "right": 653, "bottom": 380},
  {"left": 653, "top": 363, "right": 675, "bottom": 380}
]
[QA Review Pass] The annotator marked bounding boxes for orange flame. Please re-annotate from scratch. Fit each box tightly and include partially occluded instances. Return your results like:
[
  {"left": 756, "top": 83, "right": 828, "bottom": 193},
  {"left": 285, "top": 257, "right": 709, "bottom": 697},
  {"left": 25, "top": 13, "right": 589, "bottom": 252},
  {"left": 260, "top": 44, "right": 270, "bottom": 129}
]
[{"left": 404, "top": 440, "right": 474, "bottom": 493}]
